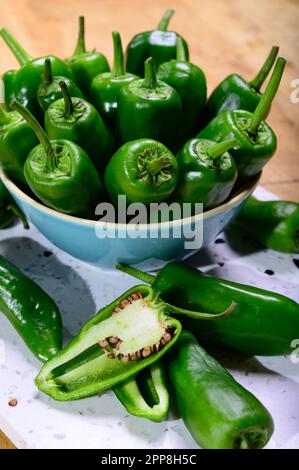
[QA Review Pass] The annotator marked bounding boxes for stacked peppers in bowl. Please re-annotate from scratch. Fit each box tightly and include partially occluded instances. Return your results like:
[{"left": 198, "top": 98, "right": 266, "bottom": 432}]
[{"left": 1, "top": 10, "right": 299, "bottom": 450}]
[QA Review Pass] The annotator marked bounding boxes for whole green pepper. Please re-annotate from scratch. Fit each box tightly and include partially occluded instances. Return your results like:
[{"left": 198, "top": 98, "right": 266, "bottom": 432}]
[
  {"left": 205, "top": 46, "right": 279, "bottom": 123},
  {"left": 113, "top": 362, "right": 169, "bottom": 422},
  {"left": 0, "top": 255, "right": 62, "bottom": 362},
  {"left": 169, "top": 331, "right": 274, "bottom": 449},
  {"left": 37, "top": 58, "right": 84, "bottom": 112},
  {"left": 2, "top": 69, "right": 17, "bottom": 111},
  {"left": 175, "top": 138, "right": 238, "bottom": 210},
  {"left": 90, "top": 31, "right": 139, "bottom": 132},
  {"left": 104, "top": 139, "right": 178, "bottom": 205},
  {"left": 0, "top": 27, "right": 75, "bottom": 119},
  {"left": 0, "top": 105, "right": 38, "bottom": 186},
  {"left": 0, "top": 180, "right": 29, "bottom": 229},
  {"left": 117, "top": 261, "right": 299, "bottom": 356},
  {"left": 45, "top": 81, "right": 114, "bottom": 174},
  {"left": 117, "top": 57, "right": 182, "bottom": 149},
  {"left": 157, "top": 37, "right": 207, "bottom": 150},
  {"left": 197, "top": 58, "right": 286, "bottom": 179},
  {"left": 234, "top": 196, "right": 299, "bottom": 253},
  {"left": 11, "top": 99, "right": 103, "bottom": 216},
  {"left": 126, "top": 9, "right": 189, "bottom": 77},
  {"left": 66, "top": 16, "right": 110, "bottom": 96}
]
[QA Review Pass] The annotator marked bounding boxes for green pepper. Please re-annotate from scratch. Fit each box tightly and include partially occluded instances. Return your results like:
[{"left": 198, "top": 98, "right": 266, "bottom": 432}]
[
  {"left": 0, "top": 27, "right": 75, "bottom": 119},
  {"left": 2, "top": 69, "right": 17, "bottom": 111},
  {"left": 234, "top": 196, "right": 299, "bottom": 253},
  {"left": 104, "top": 139, "right": 178, "bottom": 205},
  {"left": 90, "top": 31, "right": 139, "bottom": 132},
  {"left": 197, "top": 58, "right": 286, "bottom": 179},
  {"left": 117, "top": 57, "right": 182, "bottom": 149},
  {"left": 117, "top": 261, "right": 299, "bottom": 356},
  {"left": 157, "top": 37, "right": 207, "bottom": 150},
  {"left": 169, "top": 331, "right": 274, "bottom": 449},
  {"left": 0, "top": 180, "right": 29, "bottom": 229},
  {"left": 11, "top": 99, "right": 103, "bottom": 216},
  {"left": 66, "top": 16, "right": 110, "bottom": 97},
  {"left": 44, "top": 81, "right": 114, "bottom": 174},
  {"left": 175, "top": 138, "right": 238, "bottom": 210},
  {"left": 0, "top": 105, "right": 38, "bottom": 186},
  {"left": 113, "top": 362, "right": 169, "bottom": 422},
  {"left": 126, "top": 9, "right": 189, "bottom": 77},
  {"left": 205, "top": 46, "right": 279, "bottom": 123},
  {"left": 0, "top": 255, "right": 62, "bottom": 362},
  {"left": 37, "top": 58, "right": 84, "bottom": 112}
]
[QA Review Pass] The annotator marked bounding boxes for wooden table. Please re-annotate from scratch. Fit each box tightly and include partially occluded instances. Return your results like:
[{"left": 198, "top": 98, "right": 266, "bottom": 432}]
[{"left": 0, "top": 0, "right": 298, "bottom": 449}]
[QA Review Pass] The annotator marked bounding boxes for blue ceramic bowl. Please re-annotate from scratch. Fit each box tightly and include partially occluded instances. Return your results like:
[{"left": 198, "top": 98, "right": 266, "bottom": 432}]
[{"left": 0, "top": 168, "right": 259, "bottom": 270}]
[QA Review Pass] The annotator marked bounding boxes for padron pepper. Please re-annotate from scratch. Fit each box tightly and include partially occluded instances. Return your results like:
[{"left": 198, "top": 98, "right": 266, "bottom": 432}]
[
  {"left": 168, "top": 331, "right": 274, "bottom": 449},
  {"left": 37, "top": 58, "right": 84, "bottom": 112},
  {"left": 104, "top": 139, "right": 178, "bottom": 205},
  {"left": 0, "top": 27, "right": 74, "bottom": 119},
  {"left": 2, "top": 69, "right": 17, "bottom": 111},
  {"left": 0, "top": 180, "right": 28, "bottom": 229},
  {"left": 157, "top": 37, "right": 207, "bottom": 150},
  {"left": 117, "top": 261, "right": 299, "bottom": 356},
  {"left": 197, "top": 57, "right": 286, "bottom": 179},
  {"left": 175, "top": 138, "right": 238, "bottom": 210},
  {"left": 126, "top": 9, "right": 189, "bottom": 77},
  {"left": 35, "top": 284, "right": 235, "bottom": 400},
  {"left": 11, "top": 99, "right": 103, "bottom": 216},
  {"left": 90, "top": 31, "right": 139, "bottom": 132},
  {"left": 117, "top": 57, "right": 182, "bottom": 149},
  {"left": 205, "top": 45, "right": 279, "bottom": 123},
  {"left": 66, "top": 16, "right": 110, "bottom": 96},
  {"left": 45, "top": 81, "right": 114, "bottom": 174},
  {"left": 0, "top": 255, "right": 62, "bottom": 362},
  {"left": 234, "top": 196, "right": 299, "bottom": 253}
]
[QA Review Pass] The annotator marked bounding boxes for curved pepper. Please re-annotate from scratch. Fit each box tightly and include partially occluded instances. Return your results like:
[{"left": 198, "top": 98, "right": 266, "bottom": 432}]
[
  {"left": 117, "top": 261, "right": 299, "bottom": 356},
  {"left": 126, "top": 9, "right": 189, "bottom": 77},
  {"left": 168, "top": 331, "right": 274, "bottom": 449},
  {"left": 90, "top": 31, "right": 139, "bottom": 132},
  {"left": 0, "top": 255, "right": 62, "bottom": 362},
  {"left": 117, "top": 57, "right": 182, "bottom": 150},
  {"left": 2, "top": 69, "right": 17, "bottom": 111},
  {"left": 0, "top": 180, "right": 28, "bottom": 229},
  {"left": 234, "top": 196, "right": 299, "bottom": 253},
  {"left": 45, "top": 81, "right": 114, "bottom": 174},
  {"left": 66, "top": 16, "right": 110, "bottom": 96},
  {"left": 197, "top": 58, "right": 286, "bottom": 179},
  {"left": 11, "top": 99, "right": 103, "bottom": 216}
]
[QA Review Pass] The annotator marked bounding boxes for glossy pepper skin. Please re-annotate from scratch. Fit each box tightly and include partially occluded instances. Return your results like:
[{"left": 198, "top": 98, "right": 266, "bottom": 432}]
[
  {"left": 169, "top": 331, "right": 274, "bottom": 449},
  {"left": 66, "top": 16, "right": 110, "bottom": 97},
  {"left": 0, "top": 180, "right": 29, "bottom": 229},
  {"left": 11, "top": 99, "right": 103, "bottom": 216},
  {"left": 0, "top": 28, "right": 75, "bottom": 119},
  {"left": 198, "top": 58, "right": 286, "bottom": 179},
  {"left": 117, "top": 57, "right": 182, "bottom": 150},
  {"left": 205, "top": 46, "right": 279, "bottom": 123},
  {"left": 157, "top": 37, "right": 207, "bottom": 150},
  {"left": 175, "top": 138, "right": 238, "bottom": 210},
  {"left": 117, "top": 261, "right": 299, "bottom": 356},
  {"left": 104, "top": 139, "right": 178, "bottom": 206},
  {"left": 113, "top": 362, "right": 169, "bottom": 422},
  {"left": 2, "top": 69, "right": 17, "bottom": 111},
  {"left": 235, "top": 196, "right": 299, "bottom": 253},
  {"left": 126, "top": 9, "right": 189, "bottom": 77},
  {"left": 90, "top": 31, "right": 139, "bottom": 132},
  {"left": 45, "top": 81, "right": 114, "bottom": 174},
  {"left": 37, "top": 58, "right": 84, "bottom": 112},
  {"left": 0, "top": 106, "right": 38, "bottom": 186},
  {"left": 0, "top": 255, "right": 62, "bottom": 362}
]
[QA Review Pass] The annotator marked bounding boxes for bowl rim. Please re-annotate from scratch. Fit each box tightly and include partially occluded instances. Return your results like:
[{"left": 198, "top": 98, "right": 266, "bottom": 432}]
[{"left": 0, "top": 167, "right": 260, "bottom": 230}]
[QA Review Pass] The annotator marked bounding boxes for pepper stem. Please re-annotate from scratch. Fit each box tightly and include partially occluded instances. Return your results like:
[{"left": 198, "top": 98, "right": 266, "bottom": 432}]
[
  {"left": 59, "top": 81, "right": 74, "bottom": 118},
  {"left": 7, "top": 204, "right": 29, "bottom": 229},
  {"left": 0, "top": 106, "right": 9, "bottom": 125},
  {"left": 164, "top": 300, "right": 237, "bottom": 320},
  {"left": 157, "top": 9, "right": 175, "bottom": 31},
  {"left": 73, "top": 16, "right": 86, "bottom": 55},
  {"left": 250, "top": 46, "right": 279, "bottom": 91},
  {"left": 0, "top": 28, "right": 32, "bottom": 65},
  {"left": 176, "top": 36, "right": 187, "bottom": 62},
  {"left": 43, "top": 58, "right": 53, "bottom": 85},
  {"left": 116, "top": 263, "right": 155, "bottom": 284},
  {"left": 112, "top": 31, "right": 125, "bottom": 77},
  {"left": 146, "top": 156, "right": 172, "bottom": 176},
  {"left": 143, "top": 57, "right": 158, "bottom": 88},
  {"left": 248, "top": 57, "right": 286, "bottom": 135},
  {"left": 206, "top": 138, "right": 238, "bottom": 158}
]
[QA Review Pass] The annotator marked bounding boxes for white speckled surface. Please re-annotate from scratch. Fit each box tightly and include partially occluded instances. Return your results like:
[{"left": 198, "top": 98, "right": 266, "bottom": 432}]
[{"left": 0, "top": 186, "right": 299, "bottom": 449}]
